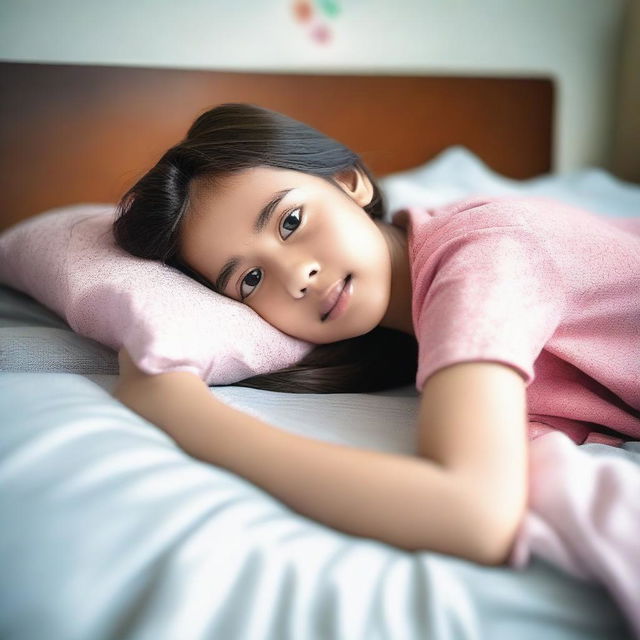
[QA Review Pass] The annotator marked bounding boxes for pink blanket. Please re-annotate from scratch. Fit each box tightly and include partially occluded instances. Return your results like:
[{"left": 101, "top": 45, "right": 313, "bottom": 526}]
[{"left": 509, "top": 431, "right": 640, "bottom": 638}]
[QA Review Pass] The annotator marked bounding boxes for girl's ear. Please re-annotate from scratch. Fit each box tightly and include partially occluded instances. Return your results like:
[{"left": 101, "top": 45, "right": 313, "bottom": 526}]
[{"left": 332, "top": 167, "right": 374, "bottom": 207}]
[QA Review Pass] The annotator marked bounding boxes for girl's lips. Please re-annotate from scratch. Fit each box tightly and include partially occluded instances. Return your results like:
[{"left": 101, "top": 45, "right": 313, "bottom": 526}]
[
  {"left": 319, "top": 275, "right": 348, "bottom": 318},
  {"left": 320, "top": 274, "right": 352, "bottom": 322}
]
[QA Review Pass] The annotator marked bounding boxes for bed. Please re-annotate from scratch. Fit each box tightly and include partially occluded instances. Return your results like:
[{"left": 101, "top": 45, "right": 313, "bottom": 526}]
[{"left": 1, "top": 61, "right": 639, "bottom": 640}]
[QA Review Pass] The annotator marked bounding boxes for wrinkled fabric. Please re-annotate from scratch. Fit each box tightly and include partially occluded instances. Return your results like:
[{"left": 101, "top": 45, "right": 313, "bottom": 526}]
[{"left": 510, "top": 431, "right": 640, "bottom": 638}]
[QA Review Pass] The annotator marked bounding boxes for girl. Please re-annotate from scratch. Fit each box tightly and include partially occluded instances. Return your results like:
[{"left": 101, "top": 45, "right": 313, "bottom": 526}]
[{"left": 111, "top": 103, "right": 640, "bottom": 566}]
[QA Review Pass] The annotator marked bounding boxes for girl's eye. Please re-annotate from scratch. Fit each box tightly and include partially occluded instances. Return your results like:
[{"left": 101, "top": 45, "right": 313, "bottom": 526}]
[
  {"left": 240, "top": 268, "right": 262, "bottom": 300},
  {"left": 279, "top": 206, "right": 302, "bottom": 239},
  {"left": 239, "top": 206, "right": 303, "bottom": 300}
]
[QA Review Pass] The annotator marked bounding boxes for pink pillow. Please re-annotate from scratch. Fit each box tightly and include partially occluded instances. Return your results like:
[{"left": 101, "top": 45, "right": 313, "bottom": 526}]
[{"left": 0, "top": 204, "right": 313, "bottom": 384}]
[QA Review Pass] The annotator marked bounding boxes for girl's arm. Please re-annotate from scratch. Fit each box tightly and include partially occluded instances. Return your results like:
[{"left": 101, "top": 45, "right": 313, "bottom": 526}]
[{"left": 112, "top": 348, "right": 527, "bottom": 565}]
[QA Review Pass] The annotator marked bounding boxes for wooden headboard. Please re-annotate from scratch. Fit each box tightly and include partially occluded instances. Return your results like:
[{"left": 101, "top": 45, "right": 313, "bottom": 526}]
[{"left": 0, "top": 62, "right": 554, "bottom": 231}]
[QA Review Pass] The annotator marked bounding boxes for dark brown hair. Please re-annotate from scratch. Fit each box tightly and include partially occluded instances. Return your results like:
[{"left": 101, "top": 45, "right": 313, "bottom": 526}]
[{"left": 113, "top": 103, "right": 417, "bottom": 393}]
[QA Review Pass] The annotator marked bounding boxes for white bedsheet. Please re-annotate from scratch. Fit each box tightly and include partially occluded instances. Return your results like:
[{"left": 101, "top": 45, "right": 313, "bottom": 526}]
[{"left": 1, "top": 371, "right": 635, "bottom": 640}]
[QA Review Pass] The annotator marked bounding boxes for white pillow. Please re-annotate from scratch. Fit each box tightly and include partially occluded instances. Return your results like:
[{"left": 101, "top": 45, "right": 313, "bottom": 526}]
[{"left": 378, "top": 146, "right": 640, "bottom": 218}]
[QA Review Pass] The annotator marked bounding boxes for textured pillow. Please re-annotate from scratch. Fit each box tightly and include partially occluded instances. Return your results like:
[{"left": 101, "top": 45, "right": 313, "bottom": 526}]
[{"left": 0, "top": 204, "right": 313, "bottom": 384}]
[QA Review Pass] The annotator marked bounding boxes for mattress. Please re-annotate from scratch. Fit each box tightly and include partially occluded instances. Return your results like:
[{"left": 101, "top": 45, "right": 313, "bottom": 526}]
[{"left": 1, "top": 147, "right": 639, "bottom": 640}]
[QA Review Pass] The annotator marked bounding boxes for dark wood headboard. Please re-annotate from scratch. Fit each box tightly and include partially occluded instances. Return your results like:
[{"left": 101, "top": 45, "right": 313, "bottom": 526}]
[{"left": 0, "top": 62, "right": 554, "bottom": 231}]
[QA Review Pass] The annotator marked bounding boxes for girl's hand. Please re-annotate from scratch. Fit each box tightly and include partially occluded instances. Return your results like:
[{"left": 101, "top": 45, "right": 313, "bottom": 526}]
[
  {"left": 113, "top": 347, "right": 205, "bottom": 402},
  {"left": 111, "top": 347, "right": 227, "bottom": 463},
  {"left": 116, "top": 347, "right": 151, "bottom": 383},
  {"left": 112, "top": 347, "right": 155, "bottom": 401}
]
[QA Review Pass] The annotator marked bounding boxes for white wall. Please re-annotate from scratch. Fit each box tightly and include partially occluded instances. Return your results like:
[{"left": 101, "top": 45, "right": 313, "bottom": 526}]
[{"left": 0, "top": 0, "right": 628, "bottom": 175}]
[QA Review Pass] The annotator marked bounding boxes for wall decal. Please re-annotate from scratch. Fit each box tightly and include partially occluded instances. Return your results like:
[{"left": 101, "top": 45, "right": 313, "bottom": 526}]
[{"left": 291, "top": 0, "right": 345, "bottom": 46}]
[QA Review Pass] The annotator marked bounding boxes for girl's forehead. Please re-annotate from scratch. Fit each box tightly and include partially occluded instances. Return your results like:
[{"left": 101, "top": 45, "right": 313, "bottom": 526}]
[
  {"left": 186, "top": 167, "right": 324, "bottom": 221},
  {"left": 195, "top": 166, "right": 314, "bottom": 196},
  {"left": 184, "top": 167, "right": 312, "bottom": 233}
]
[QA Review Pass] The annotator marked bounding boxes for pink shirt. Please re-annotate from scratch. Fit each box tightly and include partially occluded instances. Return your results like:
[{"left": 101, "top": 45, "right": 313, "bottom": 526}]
[{"left": 392, "top": 196, "right": 640, "bottom": 447}]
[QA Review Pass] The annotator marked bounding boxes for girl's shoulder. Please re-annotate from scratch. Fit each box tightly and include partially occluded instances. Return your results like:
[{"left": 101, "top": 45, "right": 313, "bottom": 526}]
[
  {"left": 393, "top": 195, "right": 638, "bottom": 243},
  {"left": 392, "top": 196, "right": 542, "bottom": 249}
]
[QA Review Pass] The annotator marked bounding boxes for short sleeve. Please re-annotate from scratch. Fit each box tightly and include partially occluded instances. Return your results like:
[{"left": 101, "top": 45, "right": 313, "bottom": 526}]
[{"left": 414, "top": 224, "right": 567, "bottom": 391}]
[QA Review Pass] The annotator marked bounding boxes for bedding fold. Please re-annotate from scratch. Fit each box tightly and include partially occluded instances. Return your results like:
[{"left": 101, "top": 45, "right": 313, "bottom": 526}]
[{"left": 510, "top": 431, "right": 640, "bottom": 638}]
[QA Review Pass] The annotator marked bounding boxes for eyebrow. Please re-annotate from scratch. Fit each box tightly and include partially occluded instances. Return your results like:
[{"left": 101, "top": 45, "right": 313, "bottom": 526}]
[{"left": 213, "top": 188, "right": 293, "bottom": 294}]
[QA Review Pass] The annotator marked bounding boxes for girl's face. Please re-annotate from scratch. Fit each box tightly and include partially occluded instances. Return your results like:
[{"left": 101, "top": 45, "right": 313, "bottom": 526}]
[{"left": 179, "top": 166, "right": 395, "bottom": 344}]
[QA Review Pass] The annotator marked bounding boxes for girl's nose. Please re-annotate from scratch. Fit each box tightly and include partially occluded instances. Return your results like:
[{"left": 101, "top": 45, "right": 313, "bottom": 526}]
[{"left": 288, "top": 263, "right": 319, "bottom": 299}]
